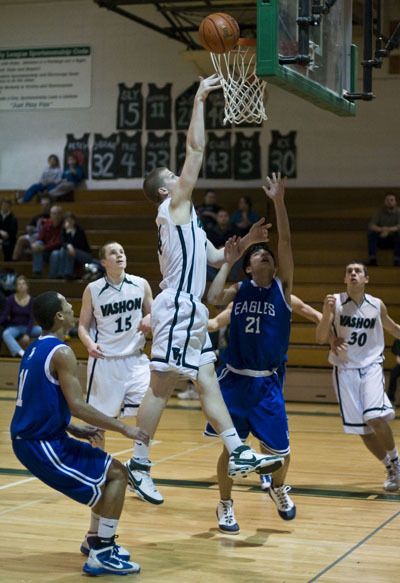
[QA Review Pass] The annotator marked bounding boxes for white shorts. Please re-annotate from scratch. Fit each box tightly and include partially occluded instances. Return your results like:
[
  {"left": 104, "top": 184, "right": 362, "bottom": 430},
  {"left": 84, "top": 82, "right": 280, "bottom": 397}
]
[
  {"left": 333, "top": 363, "right": 395, "bottom": 435},
  {"left": 86, "top": 352, "right": 150, "bottom": 418},
  {"left": 150, "top": 289, "right": 216, "bottom": 380}
]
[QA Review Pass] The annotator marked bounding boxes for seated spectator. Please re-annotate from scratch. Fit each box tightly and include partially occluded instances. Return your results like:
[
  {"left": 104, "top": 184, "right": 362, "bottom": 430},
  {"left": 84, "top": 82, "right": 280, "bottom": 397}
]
[
  {"left": 0, "top": 275, "right": 41, "bottom": 357},
  {"left": 387, "top": 340, "right": 400, "bottom": 405},
  {"left": 0, "top": 199, "right": 18, "bottom": 261},
  {"left": 19, "top": 154, "right": 62, "bottom": 204},
  {"left": 49, "top": 213, "right": 92, "bottom": 279},
  {"left": 196, "top": 189, "right": 221, "bottom": 232},
  {"left": 12, "top": 196, "right": 51, "bottom": 261},
  {"left": 45, "top": 154, "right": 84, "bottom": 200},
  {"left": 31, "top": 206, "right": 64, "bottom": 277},
  {"left": 206, "top": 209, "right": 238, "bottom": 281},
  {"left": 207, "top": 208, "right": 236, "bottom": 248},
  {"left": 367, "top": 192, "right": 400, "bottom": 266},
  {"left": 231, "top": 195, "right": 260, "bottom": 237}
]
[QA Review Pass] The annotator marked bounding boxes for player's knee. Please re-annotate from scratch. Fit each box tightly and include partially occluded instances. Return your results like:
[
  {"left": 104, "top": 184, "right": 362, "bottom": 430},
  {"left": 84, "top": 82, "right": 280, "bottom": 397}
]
[
  {"left": 366, "top": 416, "right": 385, "bottom": 430},
  {"left": 107, "top": 458, "right": 128, "bottom": 485}
]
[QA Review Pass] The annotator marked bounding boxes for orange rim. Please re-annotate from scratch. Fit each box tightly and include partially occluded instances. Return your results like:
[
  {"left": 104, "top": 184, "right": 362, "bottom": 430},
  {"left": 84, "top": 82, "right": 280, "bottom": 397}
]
[{"left": 236, "top": 38, "right": 256, "bottom": 47}]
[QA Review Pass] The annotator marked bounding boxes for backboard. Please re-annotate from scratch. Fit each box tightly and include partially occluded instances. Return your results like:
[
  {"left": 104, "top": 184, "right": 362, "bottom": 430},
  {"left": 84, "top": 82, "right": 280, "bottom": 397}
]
[{"left": 256, "top": 0, "right": 356, "bottom": 116}]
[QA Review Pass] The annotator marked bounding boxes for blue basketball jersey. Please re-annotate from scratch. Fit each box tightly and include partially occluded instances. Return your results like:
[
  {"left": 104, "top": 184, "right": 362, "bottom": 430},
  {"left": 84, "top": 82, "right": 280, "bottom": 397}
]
[
  {"left": 10, "top": 336, "right": 71, "bottom": 440},
  {"left": 226, "top": 277, "right": 291, "bottom": 374}
]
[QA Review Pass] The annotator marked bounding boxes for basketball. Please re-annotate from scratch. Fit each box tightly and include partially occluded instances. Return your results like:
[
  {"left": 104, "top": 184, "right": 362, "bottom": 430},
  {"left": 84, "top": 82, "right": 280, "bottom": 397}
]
[{"left": 198, "top": 13, "right": 240, "bottom": 54}]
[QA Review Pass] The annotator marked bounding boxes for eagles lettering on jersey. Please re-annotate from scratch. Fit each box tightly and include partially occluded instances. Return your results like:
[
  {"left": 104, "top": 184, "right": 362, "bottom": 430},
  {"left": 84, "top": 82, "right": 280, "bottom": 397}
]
[
  {"left": 329, "top": 293, "right": 384, "bottom": 369},
  {"left": 227, "top": 278, "right": 291, "bottom": 374}
]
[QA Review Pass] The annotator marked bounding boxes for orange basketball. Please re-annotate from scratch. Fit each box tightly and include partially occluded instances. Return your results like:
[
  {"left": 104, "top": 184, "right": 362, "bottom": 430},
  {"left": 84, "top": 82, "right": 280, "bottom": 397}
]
[{"left": 198, "top": 13, "right": 240, "bottom": 54}]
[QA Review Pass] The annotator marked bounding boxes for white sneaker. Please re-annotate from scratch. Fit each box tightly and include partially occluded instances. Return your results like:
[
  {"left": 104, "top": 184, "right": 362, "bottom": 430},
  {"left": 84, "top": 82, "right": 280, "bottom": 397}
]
[
  {"left": 268, "top": 484, "right": 296, "bottom": 520},
  {"left": 228, "top": 445, "right": 283, "bottom": 478},
  {"left": 216, "top": 499, "right": 240, "bottom": 534},
  {"left": 177, "top": 385, "right": 199, "bottom": 400},
  {"left": 260, "top": 474, "right": 272, "bottom": 491},
  {"left": 80, "top": 533, "right": 130, "bottom": 560},
  {"left": 384, "top": 462, "right": 400, "bottom": 492},
  {"left": 125, "top": 459, "right": 164, "bottom": 504},
  {"left": 82, "top": 543, "right": 140, "bottom": 576}
]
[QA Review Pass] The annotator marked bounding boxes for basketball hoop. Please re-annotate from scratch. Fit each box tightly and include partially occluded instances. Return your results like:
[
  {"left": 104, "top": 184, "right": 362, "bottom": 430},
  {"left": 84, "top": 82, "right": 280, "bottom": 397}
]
[{"left": 210, "top": 39, "right": 268, "bottom": 126}]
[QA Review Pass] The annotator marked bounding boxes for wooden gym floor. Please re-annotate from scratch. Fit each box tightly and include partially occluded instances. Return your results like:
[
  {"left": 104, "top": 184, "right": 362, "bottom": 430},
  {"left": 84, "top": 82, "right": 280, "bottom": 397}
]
[{"left": 1, "top": 386, "right": 399, "bottom": 582}]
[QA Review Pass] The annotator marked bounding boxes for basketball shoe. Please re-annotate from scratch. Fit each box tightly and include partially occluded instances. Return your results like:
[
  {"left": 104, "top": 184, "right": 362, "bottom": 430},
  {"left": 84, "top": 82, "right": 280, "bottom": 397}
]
[
  {"left": 125, "top": 459, "right": 164, "bottom": 504},
  {"left": 80, "top": 533, "right": 130, "bottom": 560},
  {"left": 82, "top": 541, "right": 140, "bottom": 576},
  {"left": 383, "top": 461, "right": 400, "bottom": 492},
  {"left": 228, "top": 445, "right": 283, "bottom": 477},
  {"left": 216, "top": 499, "right": 240, "bottom": 534},
  {"left": 268, "top": 484, "right": 296, "bottom": 520}
]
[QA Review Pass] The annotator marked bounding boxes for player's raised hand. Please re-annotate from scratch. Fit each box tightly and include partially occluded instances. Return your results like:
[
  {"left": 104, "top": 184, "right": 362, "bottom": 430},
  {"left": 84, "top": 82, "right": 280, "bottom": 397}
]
[
  {"left": 247, "top": 217, "right": 272, "bottom": 245},
  {"left": 322, "top": 294, "right": 336, "bottom": 315},
  {"left": 331, "top": 336, "right": 348, "bottom": 355},
  {"left": 197, "top": 74, "right": 222, "bottom": 100},
  {"left": 122, "top": 425, "right": 150, "bottom": 444},
  {"left": 262, "top": 172, "right": 285, "bottom": 201},
  {"left": 224, "top": 235, "right": 242, "bottom": 264}
]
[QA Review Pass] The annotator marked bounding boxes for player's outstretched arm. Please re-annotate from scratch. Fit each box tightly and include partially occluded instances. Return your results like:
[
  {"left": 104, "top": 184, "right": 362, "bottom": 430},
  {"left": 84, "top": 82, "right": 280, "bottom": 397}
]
[
  {"left": 52, "top": 346, "right": 149, "bottom": 443},
  {"left": 78, "top": 285, "right": 104, "bottom": 359},
  {"left": 263, "top": 173, "right": 293, "bottom": 299},
  {"left": 208, "top": 302, "right": 233, "bottom": 333},
  {"left": 381, "top": 301, "right": 400, "bottom": 338},
  {"left": 316, "top": 294, "right": 336, "bottom": 344},
  {"left": 207, "top": 237, "right": 240, "bottom": 305},
  {"left": 291, "top": 294, "right": 322, "bottom": 324},
  {"left": 172, "top": 75, "right": 221, "bottom": 209}
]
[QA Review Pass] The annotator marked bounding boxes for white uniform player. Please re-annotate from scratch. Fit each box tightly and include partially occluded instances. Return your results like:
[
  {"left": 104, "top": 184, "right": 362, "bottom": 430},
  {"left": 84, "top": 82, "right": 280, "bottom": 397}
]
[
  {"left": 329, "top": 291, "right": 394, "bottom": 434},
  {"left": 151, "top": 197, "right": 215, "bottom": 379},
  {"left": 78, "top": 241, "right": 163, "bottom": 506},
  {"left": 86, "top": 273, "right": 150, "bottom": 417},
  {"left": 317, "top": 262, "right": 400, "bottom": 491}
]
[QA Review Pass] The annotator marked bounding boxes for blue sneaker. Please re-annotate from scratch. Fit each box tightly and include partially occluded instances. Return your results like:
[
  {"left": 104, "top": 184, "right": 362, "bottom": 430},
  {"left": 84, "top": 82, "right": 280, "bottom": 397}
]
[
  {"left": 260, "top": 474, "right": 272, "bottom": 491},
  {"left": 216, "top": 499, "right": 240, "bottom": 535},
  {"left": 268, "top": 485, "right": 296, "bottom": 521},
  {"left": 82, "top": 544, "right": 140, "bottom": 576},
  {"left": 80, "top": 533, "right": 130, "bottom": 560}
]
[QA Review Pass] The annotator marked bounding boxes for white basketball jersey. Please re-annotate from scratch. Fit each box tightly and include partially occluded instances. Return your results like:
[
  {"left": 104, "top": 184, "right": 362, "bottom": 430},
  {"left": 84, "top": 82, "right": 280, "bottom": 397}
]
[
  {"left": 156, "top": 198, "right": 208, "bottom": 300},
  {"left": 329, "top": 292, "right": 384, "bottom": 369},
  {"left": 88, "top": 274, "right": 147, "bottom": 357}
]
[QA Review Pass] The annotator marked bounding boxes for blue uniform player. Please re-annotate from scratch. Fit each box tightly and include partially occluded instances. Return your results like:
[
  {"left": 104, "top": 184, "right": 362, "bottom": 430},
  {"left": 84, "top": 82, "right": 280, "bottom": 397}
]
[
  {"left": 206, "top": 173, "right": 296, "bottom": 534},
  {"left": 10, "top": 291, "right": 149, "bottom": 576}
]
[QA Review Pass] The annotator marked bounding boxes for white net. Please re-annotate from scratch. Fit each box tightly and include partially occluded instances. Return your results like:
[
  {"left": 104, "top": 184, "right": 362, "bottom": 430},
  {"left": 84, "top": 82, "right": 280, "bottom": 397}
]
[{"left": 210, "top": 42, "right": 268, "bottom": 126}]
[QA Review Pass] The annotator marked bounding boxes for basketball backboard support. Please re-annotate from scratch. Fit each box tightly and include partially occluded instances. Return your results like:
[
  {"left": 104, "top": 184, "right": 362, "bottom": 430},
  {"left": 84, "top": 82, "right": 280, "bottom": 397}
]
[{"left": 256, "top": 0, "right": 357, "bottom": 116}]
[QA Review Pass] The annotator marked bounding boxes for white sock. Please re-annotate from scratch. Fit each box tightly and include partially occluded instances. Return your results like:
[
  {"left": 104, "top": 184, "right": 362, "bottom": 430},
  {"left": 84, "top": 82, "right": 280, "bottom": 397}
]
[
  {"left": 98, "top": 517, "right": 118, "bottom": 540},
  {"left": 133, "top": 440, "right": 150, "bottom": 461},
  {"left": 219, "top": 428, "right": 243, "bottom": 454},
  {"left": 381, "top": 454, "right": 391, "bottom": 468},
  {"left": 89, "top": 511, "right": 100, "bottom": 534},
  {"left": 387, "top": 447, "right": 399, "bottom": 463}
]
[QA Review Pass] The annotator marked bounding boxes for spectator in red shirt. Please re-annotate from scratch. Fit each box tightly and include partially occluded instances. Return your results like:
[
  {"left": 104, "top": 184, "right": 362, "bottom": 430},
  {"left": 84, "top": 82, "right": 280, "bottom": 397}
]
[{"left": 31, "top": 206, "right": 64, "bottom": 277}]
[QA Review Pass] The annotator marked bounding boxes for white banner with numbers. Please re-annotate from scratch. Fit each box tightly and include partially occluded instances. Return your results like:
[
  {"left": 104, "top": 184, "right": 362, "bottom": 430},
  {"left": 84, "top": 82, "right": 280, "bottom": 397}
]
[{"left": 0, "top": 46, "right": 91, "bottom": 111}]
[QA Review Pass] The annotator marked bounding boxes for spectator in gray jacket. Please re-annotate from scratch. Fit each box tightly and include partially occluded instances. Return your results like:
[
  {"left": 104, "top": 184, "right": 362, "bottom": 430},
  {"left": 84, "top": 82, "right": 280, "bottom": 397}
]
[{"left": 367, "top": 193, "right": 400, "bottom": 266}]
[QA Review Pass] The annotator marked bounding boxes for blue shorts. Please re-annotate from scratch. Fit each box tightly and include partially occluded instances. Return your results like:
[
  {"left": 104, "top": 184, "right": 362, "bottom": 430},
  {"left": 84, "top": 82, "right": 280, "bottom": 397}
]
[
  {"left": 12, "top": 434, "right": 112, "bottom": 507},
  {"left": 205, "top": 367, "right": 290, "bottom": 455}
]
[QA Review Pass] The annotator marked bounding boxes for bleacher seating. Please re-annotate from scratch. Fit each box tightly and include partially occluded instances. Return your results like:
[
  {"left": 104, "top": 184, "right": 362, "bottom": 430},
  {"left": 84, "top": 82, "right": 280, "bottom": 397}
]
[{"left": 1, "top": 186, "right": 399, "bottom": 401}]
